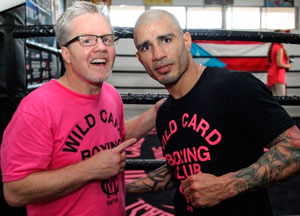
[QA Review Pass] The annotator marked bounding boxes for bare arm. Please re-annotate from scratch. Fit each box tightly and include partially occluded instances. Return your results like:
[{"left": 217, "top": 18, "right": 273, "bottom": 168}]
[
  {"left": 3, "top": 138, "right": 136, "bottom": 207},
  {"left": 181, "top": 125, "right": 300, "bottom": 208},
  {"left": 276, "top": 48, "right": 291, "bottom": 68},
  {"left": 126, "top": 163, "right": 175, "bottom": 193},
  {"left": 233, "top": 125, "right": 300, "bottom": 190},
  {"left": 125, "top": 98, "right": 166, "bottom": 141}
]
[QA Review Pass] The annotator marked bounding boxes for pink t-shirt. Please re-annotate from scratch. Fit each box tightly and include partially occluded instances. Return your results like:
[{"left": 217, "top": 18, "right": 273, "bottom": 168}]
[{"left": 1, "top": 80, "right": 126, "bottom": 216}]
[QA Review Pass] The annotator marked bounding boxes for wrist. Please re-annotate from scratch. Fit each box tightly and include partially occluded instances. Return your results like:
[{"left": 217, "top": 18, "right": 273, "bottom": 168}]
[{"left": 220, "top": 172, "right": 248, "bottom": 200}]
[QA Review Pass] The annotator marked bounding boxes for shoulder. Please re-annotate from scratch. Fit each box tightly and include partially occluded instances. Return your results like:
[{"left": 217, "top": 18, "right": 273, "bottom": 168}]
[
  {"left": 19, "top": 81, "right": 56, "bottom": 108},
  {"left": 229, "top": 71, "right": 267, "bottom": 90},
  {"left": 272, "top": 43, "right": 282, "bottom": 51},
  {"left": 16, "top": 80, "right": 70, "bottom": 119},
  {"left": 102, "top": 82, "right": 122, "bottom": 99},
  {"left": 203, "top": 67, "right": 247, "bottom": 87},
  {"left": 103, "top": 82, "right": 119, "bottom": 93},
  {"left": 204, "top": 67, "right": 273, "bottom": 101},
  {"left": 204, "top": 67, "right": 238, "bottom": 78},
  {"left": 102, "top": 82, "right": 124, "bottom": 111}
]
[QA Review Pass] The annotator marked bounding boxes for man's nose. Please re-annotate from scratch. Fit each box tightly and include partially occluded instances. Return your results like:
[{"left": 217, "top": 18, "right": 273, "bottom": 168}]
[
  {"left": 152, "top": 44, "right": 166, "bottom": 61},
  {"left": 93, "top": 38, "right": 108, "bottom": 51}
]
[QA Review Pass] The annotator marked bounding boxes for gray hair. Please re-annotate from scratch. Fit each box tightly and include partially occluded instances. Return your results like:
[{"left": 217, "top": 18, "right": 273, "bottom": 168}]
[{"left": 54, "top": 1, "right": 111, "bottom": 47}]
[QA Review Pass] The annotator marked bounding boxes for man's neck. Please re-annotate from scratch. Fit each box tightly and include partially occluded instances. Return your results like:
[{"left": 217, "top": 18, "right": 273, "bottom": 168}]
[
  {"left": 57, "top": 73, "right": 102, "bottom": 95},
  {"left": 167, "top": 62, "right": 205, "bottom": 99}
]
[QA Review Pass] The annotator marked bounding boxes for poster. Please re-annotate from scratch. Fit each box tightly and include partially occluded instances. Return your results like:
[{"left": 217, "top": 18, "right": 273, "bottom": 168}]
[
  {"left": 25, "top": 0, "right": 64, "bottom": 88},
  {"left": 265, "top": 0, "right": 294, "bottom": 7}
]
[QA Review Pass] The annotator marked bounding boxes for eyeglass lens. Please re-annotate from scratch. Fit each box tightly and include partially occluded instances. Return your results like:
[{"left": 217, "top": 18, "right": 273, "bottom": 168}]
[{"left": 79, "top": 35, "right": 115, "bottom": 46}]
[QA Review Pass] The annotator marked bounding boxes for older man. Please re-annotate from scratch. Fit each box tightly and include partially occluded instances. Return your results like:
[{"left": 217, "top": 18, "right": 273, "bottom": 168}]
[{"left": 1, "top": 2, "right": 163, "bottom": 216}]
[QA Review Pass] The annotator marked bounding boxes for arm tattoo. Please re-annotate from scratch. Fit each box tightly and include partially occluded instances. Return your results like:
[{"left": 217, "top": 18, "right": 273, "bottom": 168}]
[
  {"left": 146, "top": 164, "right": 174, "bottom": 192},
  {"left": 126, "top": 163, "right": 175, "bottom": 193},
  {"left": 233, "top": 126, "right": 300, "bottom": 192}
]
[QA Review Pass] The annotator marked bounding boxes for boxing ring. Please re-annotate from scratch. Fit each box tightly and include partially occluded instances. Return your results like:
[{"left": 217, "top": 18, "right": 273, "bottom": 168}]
[{"left": 8, "top": 25, "right": 300, "bottom": 216}]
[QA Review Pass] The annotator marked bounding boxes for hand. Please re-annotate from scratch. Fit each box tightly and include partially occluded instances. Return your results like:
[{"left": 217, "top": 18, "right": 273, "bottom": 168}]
[
  {"left": 86, "top": 138, "right": 137, "bottom": 180},
  {"left": 181, "top": 172, "right": 237, "bottom": 208}
]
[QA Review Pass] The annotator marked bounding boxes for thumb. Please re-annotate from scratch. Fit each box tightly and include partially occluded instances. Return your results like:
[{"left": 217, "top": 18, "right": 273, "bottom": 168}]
[{"left": 114, "top": 138, "right": 137, "bottom": 152}]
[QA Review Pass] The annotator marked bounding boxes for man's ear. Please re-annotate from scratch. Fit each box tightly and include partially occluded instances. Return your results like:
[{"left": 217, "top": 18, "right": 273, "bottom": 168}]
[
  {"left": 61, "top": 46, "right": 71, "bottom": 64},
  {"left": 136, "top": 51, "right": 140, "bottom": 62},
  {"left": 183, "top": 32, "right": 192, "bottom": 52}
]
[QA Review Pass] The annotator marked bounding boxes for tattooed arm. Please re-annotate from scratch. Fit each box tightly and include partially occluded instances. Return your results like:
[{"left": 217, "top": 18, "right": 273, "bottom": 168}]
[
  {"left": 181, "top": 125, "right": 300, "bottom": 208},
  {"left": 126, "top": 163, "right": 175, "bottom": 193},
  {"left": 234, "top": 125, "right": 300, "bottom": 190}
]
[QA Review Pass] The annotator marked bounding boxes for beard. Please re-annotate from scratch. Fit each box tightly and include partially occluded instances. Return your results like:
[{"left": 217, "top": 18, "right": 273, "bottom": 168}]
[
  {"left": 159, "top": 72, "right": 183, "bottom": 86},
  {"left": 86, "top": 68, "right": 112, "bottom": 85}
]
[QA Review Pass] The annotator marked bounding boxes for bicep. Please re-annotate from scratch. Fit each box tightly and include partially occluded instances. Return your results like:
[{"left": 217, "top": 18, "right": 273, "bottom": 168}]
[{"left": 268, "top": 125, "right": 300, "bottom": 150}]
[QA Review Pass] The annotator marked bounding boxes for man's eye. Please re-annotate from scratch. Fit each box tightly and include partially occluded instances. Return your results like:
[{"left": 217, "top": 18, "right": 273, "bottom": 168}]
[
  {"left": 103, "top": 38, "right": 109, "bottom": 43},
  {"left": 140, "top": 45, "right": 149, "bottom": 52},
  {"left": 103, "top": 37, "right": 112, "bottom": 44},
  {"left": 162, "top": 38, "right": 171, "bottom": 43},
  {"left": 82, "top": 39, "right": 92, "bottom": 44}
]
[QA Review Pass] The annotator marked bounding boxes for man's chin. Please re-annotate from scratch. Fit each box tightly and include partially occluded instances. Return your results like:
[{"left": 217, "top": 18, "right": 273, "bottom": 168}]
[
  {"left": 159, "top": 77, "right": 178, "bottom": 86},
  {"left": 90, "top": 70, "right": 112, "bottom": 83}
]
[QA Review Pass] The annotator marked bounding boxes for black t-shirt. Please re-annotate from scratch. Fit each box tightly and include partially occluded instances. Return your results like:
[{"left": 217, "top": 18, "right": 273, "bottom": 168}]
[{"left": 156, "top": 67, "right": 295, "bottom": 216}]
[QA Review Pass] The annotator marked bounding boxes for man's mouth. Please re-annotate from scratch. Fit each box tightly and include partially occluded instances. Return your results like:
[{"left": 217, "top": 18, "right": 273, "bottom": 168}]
[
  {"left": 155, "top": 64, "right": 172, "bottom": 74},
  {"left": 90, "top": 58, "right": 107, "bottom": 65}
]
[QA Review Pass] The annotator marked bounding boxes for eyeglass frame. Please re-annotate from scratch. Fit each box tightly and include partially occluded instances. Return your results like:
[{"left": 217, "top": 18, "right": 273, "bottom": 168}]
[{"left": 63, "top": 33, "right": 119, "bottom": 47}]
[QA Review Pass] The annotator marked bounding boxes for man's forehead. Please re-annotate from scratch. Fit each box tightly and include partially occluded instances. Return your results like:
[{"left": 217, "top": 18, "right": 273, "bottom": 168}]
[
  {"left": 70, "top": 13, "right": 112, "bottom": 34},
  {"left": 138, "top": 31, "right": 172, "bottom": 42},
  {"left": 136, "top": 21, "right": 174, "bottom": 37}
]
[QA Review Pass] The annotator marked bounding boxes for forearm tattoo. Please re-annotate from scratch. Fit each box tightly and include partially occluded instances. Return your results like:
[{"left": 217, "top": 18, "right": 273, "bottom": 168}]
[
  {"left": 233, "top": 126, "right": 300, "bottom": 192},
  {"left": 126, "top": 164, "right": 174, "bottom": 193}
]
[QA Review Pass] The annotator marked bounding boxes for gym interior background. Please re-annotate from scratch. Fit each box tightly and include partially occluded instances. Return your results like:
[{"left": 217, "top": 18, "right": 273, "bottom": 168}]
[{"left": 1, "top": 0, "right": 300, "bottom": 215}]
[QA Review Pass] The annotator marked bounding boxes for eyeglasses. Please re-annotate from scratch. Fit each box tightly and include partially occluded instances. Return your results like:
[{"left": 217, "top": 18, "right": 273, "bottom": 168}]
[{"left": 64, "top": 34, "right": 119, "bottom": 47}]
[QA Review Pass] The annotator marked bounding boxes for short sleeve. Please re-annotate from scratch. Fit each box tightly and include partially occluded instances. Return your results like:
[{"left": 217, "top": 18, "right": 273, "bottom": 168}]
[
  {"left": 1, "top": 110, "right": 53, "bottom": 182},
  {"left": 227, "top": 72, "right": 294, "bottom": 146}
]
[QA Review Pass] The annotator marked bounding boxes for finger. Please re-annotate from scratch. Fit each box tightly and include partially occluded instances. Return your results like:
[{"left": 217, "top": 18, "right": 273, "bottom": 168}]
[
  {"left": 120, "top": 153, "right": 127, "bottom": 161},
  {"left": 182, "top": 186, "right": 192, "bottom": 196},
  {"left": 114, "top": 138, "right": 137, "bottom": 152},
  {"left": 120, "top": 161, "right": 126, "bottom": 168},
  {"left": 181, "top": 178, "right": 191, "bottom": 190}
]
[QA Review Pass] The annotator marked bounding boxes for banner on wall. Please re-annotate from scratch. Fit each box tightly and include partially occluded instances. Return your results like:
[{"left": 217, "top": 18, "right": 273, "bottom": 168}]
[
  {"left": 191, "top": 40, "right": 270, "bottom": 72},
  {"left": 144, "top": 0, "right": 173, "bottom": 5},
  {"left": 90, "top": 0, "right": 111, "bottom": 6},
  {"left": 265, "top": 0, "right": 294, "bottom": 7},
  {"left": 204, "top": 0, "right": 233, "bottom": 5}
]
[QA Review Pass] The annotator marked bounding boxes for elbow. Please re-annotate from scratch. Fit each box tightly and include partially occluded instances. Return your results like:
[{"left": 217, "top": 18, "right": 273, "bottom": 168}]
[
  {"left": 3, "top": 184, "right": 27, "bottom": 207},
  {"left": 4, "top": 194, "right": 25, "bottom": 207}
]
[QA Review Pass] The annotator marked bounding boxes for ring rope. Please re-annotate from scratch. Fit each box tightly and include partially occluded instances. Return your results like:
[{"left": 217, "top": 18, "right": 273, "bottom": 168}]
[
  {"left": 126, "top": 159, "right": 166, "bottom": 170},
  {"left": 13, "top": 25, "right": 300, "bottom": 44},
  {"left": 120, "top": 93, "right": 300, "bottom": 106},
  {"left": 11, "top": 25, "right": 300, "bottom": 171}
]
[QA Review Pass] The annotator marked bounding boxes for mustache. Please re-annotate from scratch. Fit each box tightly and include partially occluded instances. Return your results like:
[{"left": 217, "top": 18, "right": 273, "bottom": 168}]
[{"left": 152, "top": 60, "right": 174, "bottom": 70}]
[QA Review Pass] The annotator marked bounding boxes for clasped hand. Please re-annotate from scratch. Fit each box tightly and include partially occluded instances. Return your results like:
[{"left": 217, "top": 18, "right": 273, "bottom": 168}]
[{"left": 181, "top": 172, "right": 234, "bottom": 208}]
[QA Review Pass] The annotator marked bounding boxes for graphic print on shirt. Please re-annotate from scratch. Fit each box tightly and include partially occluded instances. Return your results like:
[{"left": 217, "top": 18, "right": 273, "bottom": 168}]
[
  {"left": 61, "top": 109, "right": 122, "bottom": 207},
  {"left": 160, "top": 112, "right": 222, "bottom": 212},
  {"left": 62, "top": 109, "right": 120, "bottom": 157}
]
